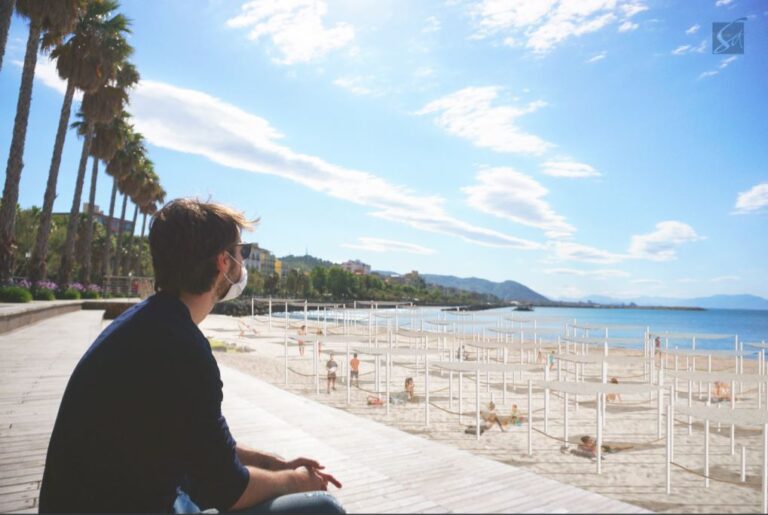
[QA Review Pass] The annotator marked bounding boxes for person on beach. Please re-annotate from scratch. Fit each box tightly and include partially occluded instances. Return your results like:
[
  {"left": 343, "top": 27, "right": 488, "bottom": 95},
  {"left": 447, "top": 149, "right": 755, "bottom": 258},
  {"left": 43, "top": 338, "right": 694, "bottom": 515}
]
[
  {"left": 548, "top": 350, "right": 556, "bottom": 371},
  {"left": 350, "top": 353, "right": 360, "bottom": 387},
  {"left": 713, "top": 381, "right": 732, "bottom": 402},
  {"left": 326, "top": 353, "right": 338, "bottom": 393},
  {"left": 39, "top": 199, "right": 344, "bottom": 514},
  {"left": 297, "top": 325, "right": 306, "bottom": 357},
  {"left": 316, "top": 328, "right": 324, "bottom": 354},
  {"left": 606, "top": 377, "right": 622, "bottom": 403}
]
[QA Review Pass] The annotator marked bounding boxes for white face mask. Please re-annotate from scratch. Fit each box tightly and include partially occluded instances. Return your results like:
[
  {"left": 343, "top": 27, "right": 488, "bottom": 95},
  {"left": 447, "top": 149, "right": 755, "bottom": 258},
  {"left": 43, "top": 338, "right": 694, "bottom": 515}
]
[{"left": 219, "top": 255, "right": 248, "bottom": 303}]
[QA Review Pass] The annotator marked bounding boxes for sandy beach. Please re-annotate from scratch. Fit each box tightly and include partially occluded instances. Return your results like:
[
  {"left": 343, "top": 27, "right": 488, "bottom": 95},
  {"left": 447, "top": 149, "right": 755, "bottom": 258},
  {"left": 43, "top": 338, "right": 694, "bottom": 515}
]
[{"left": 201, "top": 313, "right": 766, "bottom": 514}]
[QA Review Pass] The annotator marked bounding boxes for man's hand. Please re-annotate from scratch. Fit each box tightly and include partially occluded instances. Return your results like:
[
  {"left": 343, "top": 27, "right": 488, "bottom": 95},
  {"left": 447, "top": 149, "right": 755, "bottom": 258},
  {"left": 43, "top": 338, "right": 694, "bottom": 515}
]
[
  {"left": 284, "top": 458, "right": 342, "bottom": 489},
  {"left": 290, "top": 466, "right": 343, "bottom": 492}
]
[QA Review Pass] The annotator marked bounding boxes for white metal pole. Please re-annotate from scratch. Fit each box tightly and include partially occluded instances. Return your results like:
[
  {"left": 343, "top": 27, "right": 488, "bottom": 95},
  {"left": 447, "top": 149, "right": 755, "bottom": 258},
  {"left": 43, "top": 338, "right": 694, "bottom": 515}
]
[
  {"left": 459, "top": 372, "right": 463, "bottom": 424},
  {"left": 666, "top": 402, "right": 672, "bottom": 494},
  {"left": 764, "top": 424, "right": 768, "bottom": 514},
  {"left": 425, "top": 355, "right": 430, "bottom": 427},
  {"left": 563, "top": 391, "right": 569, "bottom": 447},
  {"left": 476, "top": 371, "right": 481, "bottom": 441},
  {"left": 705, "top": 418, "right": 710, "bottom": 488},
  {"left": 527, "top": 379, "right": 533, "bottom": 457},
  {"left": 386, "top": 352, "right": 391, "bottom": 417},
  {"left": 731, "top": 379, "right": 736, "bottom": 455},
  {"left": 597, "top": 392, "right": 602, "bottom": 475},
  {"left": 742, "top": 445, "right": 747, "bottom": 482},
  {"left": 346, "top": 342, "right": 351, "bottom": 405}
]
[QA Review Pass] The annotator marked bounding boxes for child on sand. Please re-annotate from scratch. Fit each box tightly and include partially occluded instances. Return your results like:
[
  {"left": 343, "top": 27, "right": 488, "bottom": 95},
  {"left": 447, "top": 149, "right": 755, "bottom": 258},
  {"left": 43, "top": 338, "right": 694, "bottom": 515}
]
[
  {"left": 297, "top": 325, "right": 306, "bottom": 357},
  {"left": 350, "top": 353, "right": 360, "bottom": 387},
  {"left": 326, "top": 353, "right": 338, "bottom": 393}
]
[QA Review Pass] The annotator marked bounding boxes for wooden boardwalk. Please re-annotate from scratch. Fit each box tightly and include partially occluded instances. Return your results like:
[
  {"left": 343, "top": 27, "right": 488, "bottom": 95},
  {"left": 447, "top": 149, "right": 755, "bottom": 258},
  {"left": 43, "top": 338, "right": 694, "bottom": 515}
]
[{"left": 0, "top": 310, "right": 649, "bottom": 513}]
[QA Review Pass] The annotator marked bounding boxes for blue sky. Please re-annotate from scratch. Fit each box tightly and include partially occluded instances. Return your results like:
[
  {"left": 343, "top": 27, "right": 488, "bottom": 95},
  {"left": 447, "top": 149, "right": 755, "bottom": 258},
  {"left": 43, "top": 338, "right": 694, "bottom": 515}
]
[{"left": 1, "top": 0, "right": 766, "bottom": 300}]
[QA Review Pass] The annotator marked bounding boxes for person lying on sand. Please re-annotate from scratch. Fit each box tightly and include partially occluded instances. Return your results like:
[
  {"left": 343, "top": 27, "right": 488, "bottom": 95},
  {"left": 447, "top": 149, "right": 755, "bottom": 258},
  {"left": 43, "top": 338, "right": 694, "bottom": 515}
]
[
  {"left": 495, "top": 404, "right": 526, "bottom": 431},
  {"left": 572, "top": 436, "right": 634, "bottom": 458},
  {"left": 712, "top": 381, "right": 732, "bottom": 402},
  {"left": 606, "top": 377, "right": 622, "bottom": 403}
]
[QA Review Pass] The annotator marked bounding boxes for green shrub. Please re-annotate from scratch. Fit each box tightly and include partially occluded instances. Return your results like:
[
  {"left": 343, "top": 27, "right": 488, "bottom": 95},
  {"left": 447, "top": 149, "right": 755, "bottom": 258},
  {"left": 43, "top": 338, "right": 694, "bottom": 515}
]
[
  {"left": 0, "top": 286, "right": 33, "bottom": 303},
  {"left": 82, "top": 291, "right": 101, "bottom": 299},
  {"left": 55, "top": 288, "right": 81, "bottom": 300},
  {"left": 210, "top": 299, "right": 251, "bottom": 317},
  {"left": 32, "top": 288, "right": 55, "bottom": 301}
]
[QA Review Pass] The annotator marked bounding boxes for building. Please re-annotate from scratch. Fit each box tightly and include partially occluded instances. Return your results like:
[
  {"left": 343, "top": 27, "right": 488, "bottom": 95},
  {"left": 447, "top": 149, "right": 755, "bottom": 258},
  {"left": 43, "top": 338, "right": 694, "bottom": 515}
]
[
  {"left": 53, "top": 203, "right": 135, "bottom": 235},
  {"left": 244, "top": 244, "right": 282, "bottom": 276},
  {"left": 341, "top": 259, "right": 371, "bottom": 275}
]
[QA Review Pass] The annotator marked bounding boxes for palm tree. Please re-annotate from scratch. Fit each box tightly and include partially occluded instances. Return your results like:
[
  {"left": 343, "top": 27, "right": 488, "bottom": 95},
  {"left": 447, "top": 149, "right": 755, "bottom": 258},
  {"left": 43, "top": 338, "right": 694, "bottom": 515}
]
[
  {"left": 58, "top": 61, "right": 138, "bottom": 285},
  {"left": 0, "top": 0, "right": 16, "bottom": 71},
  {"left": 79, "top": 110, "right": 131, "bottom": 284},
  {"left": 102, "top": 128, "right": 144, "bottom": 277},
  {"left": 0, "top": 0, "right": 82, "bottom": 284},
  {"left": 29, "top": 1, "right": 132, "bottom": 283},
  {"left": 124, "top": 163, "right": 162, "bottom": 276}
]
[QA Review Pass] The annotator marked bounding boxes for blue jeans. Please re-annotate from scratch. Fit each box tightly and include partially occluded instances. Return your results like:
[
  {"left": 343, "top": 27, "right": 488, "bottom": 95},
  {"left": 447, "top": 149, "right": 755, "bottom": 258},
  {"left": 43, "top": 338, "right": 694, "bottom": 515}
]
[{"left": 174, "top": 488, "right": 345, "bottom": 515}]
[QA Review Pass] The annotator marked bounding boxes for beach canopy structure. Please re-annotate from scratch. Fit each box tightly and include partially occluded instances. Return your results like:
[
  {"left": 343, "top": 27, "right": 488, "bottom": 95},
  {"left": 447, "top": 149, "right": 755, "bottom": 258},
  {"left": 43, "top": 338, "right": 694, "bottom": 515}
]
[{"left": 672, "top": 403, "right": 768, "bottom": 513}]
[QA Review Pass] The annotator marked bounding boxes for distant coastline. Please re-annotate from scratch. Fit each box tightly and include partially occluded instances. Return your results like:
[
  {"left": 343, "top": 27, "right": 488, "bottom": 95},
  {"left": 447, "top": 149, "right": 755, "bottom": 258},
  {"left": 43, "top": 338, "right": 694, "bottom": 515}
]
[{"left": 448, "top": 302, "right": 706, "bottom": 312}]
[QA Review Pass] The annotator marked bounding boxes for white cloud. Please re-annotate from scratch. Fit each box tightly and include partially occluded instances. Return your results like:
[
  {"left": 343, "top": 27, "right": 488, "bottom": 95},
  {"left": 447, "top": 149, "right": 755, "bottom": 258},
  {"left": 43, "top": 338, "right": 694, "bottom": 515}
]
[
  {"left": 672, "top": 39, "right": 707, "bottom": 55},
  {"left": 226, "top": 0, "right": 355, "bottom": 65},
  {"left": 545, "top": 268, "right": 630, "bottom": 279},
  {"left": 628, "top": 221, "right": 703, "bottom": 261},
  {"left": 698, "top": 55, "right": 738, "bottom": 80},
  {"left": 698, "top": 70, "right": 719, "bottom": 79},
  {"left": 11, "top": 55, "right": 543, "bottom": 253},
  {"left": 631, "top": 278, "right": 663, "bottom": 285},
  {"left": 423, "top": 16, "right": 442, "bottom": 33},
  {"left": 541, "top": 160, "right": 600, "bottom": 178},
  {"left": 551, "top": 241, "right": 627, "bottom": 264},
  {"left": 586, "top": 51, "right": 607, "bottom": 63},
  {"left": 342, "top": 237, "right": 436, "bottom": 255},
  {"left": 13, "top": 57, "right": 83, "bottom": 101},
  {"left": 716, "top": 0, "right": 734, "bottom": 6},
  {"left": 711, "top": 275, "right": 741, "bottom": 283},
  {"left": 468, "top": 0, "right": 648, "bottom": 54},
  {"left": 686, "top": 23, "right": 700, "bottom": 35},
  {"left": 618, "top": 20, "right": 638, "bottom": 32},
  {"left": 733, "top": 182, "right": 768, "bottom": 214},
  {"left": 333, "top": 75, "right": 378, "bottom": 96},
  {"left": 416, "top": 86, "right": 552, "bottom": 155},
  {"left": 462, "top": 167, "right": 575, "bottom": 238}
]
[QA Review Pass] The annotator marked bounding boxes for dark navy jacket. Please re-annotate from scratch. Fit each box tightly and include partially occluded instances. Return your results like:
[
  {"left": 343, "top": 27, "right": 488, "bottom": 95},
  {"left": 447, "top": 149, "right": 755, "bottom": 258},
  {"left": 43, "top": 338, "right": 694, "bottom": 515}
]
[{"left": 39, "top": 293, "right": 249, "bottom": 513}]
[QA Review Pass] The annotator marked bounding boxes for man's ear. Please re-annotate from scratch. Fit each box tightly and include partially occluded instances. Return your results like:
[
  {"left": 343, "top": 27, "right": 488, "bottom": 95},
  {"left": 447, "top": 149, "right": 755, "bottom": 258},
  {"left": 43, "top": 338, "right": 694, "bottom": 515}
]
[{"left": 215, "top": 251, "right": 230, "bottom": 274}]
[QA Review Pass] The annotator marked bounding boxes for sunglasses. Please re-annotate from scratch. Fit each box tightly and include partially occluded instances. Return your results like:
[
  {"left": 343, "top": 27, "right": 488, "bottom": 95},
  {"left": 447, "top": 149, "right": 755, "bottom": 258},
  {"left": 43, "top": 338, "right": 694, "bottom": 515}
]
[{"left": 229, "top": 242, "right": 254, "bottom": 260}]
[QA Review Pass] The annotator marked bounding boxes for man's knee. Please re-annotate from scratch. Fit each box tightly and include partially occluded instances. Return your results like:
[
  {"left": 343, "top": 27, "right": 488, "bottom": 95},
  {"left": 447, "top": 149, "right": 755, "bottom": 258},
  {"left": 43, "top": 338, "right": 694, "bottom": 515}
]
[{"left": 308, "top": 492, "right": 345, "bottom": 515}]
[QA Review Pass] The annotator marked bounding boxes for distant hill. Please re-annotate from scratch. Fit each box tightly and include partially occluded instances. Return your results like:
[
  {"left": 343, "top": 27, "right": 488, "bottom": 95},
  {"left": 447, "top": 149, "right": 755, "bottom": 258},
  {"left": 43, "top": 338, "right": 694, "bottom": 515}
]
[
  {"left": 279, "top": 254, "right": 335, "bottom": 272},
  {"left": 372, "top": 270, "right": 399, "bottom": 277},
  {"left": 568, "top": 294, "right": 768, "bottom": 310},
  {"left": 422, "top": 274, "right": 549, "bottom": 303}
]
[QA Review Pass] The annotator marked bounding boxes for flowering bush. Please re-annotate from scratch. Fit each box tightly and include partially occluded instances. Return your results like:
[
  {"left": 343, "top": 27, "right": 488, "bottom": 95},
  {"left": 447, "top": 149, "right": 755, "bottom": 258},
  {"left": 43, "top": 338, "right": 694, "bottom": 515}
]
[
  {"left": 32, "top": 280, "right": 57, "bottom": 301},
  {"left": 82, "top": 284, "right": 102, "bottom": 299},
  {"left": 69, "top": 282, "right": 86, "bottom": 293},
  {"left": 14, "top": 278, "right": 31, "bottom": 289}
]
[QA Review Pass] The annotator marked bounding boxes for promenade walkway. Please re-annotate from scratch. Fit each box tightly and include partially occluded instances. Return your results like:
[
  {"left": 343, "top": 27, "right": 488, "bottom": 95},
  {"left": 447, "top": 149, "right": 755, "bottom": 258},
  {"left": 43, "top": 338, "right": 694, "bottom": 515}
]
[{"left": 0, "top": 310, "right": 648, "bottom": 513}]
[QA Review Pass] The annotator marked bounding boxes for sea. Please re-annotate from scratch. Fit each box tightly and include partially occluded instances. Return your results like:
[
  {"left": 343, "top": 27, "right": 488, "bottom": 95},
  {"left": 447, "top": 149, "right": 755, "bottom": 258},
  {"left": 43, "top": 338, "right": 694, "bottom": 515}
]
[{"left": 276, "top": 304, "right": 768, "bottom": 354}]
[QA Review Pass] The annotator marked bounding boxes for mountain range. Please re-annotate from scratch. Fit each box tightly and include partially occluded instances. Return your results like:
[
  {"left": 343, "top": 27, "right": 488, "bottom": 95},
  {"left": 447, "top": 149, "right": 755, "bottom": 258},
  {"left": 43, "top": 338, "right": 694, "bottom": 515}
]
[{"left": 420, "top": 274, "right": 550, "bottom": 303}]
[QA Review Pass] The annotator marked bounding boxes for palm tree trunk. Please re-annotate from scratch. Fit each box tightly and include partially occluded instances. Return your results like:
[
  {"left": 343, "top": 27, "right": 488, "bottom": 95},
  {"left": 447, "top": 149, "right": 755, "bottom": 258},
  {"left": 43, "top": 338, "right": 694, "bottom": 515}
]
[
  {"left": 29, "top": 78, "right": 77, "bottom": 283},
  {"left": 124, "top": 202, "right": 138, "bottom": 276},
  {"left": 79, "top": 157, "right": 99, "bottom": 284},
  {"left": 0, "top": 20, "right": 40, "bottom": 284},
  {"left": 101, "top": 177, "right": 118, "bottom": 277},
  {"left": 58, "top": 125, "right": 94, "bottom": 286},
  {"left": 138, "top": 212, "right": 147, "bottom": 276},
  {"left": 114, "top": 192, "right": 127, "bottom": 277},
  {"left": 0, "top": 0, "right": 15, "bottom": 72}
]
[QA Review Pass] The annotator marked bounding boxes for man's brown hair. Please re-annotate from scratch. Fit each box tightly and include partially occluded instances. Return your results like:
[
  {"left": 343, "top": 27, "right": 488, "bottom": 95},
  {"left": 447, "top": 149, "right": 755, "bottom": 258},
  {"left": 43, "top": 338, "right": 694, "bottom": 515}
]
[{"left": 149, "top": 198, "right": 255, "bottom": 295}]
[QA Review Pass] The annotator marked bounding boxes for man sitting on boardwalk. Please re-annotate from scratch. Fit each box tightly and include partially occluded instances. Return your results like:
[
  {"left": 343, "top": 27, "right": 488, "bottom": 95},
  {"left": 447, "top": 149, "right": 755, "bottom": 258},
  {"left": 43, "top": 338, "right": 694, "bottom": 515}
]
[{"left": 39, "top": 199, "right": 344, "bottom": 514}]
